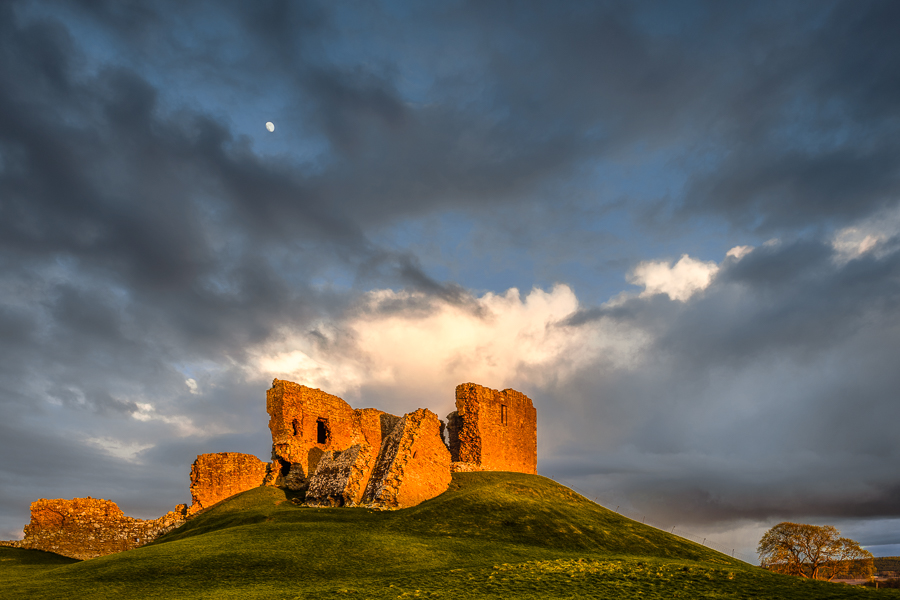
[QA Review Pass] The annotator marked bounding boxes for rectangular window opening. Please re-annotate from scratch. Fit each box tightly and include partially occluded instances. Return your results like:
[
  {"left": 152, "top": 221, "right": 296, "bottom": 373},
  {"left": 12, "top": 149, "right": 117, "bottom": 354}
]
[
  {"left": 500, "top": 404, "right": 508, "bottom": 425},
  {"left": 316, "top": 418, "right": 330, "bottom": 444}
]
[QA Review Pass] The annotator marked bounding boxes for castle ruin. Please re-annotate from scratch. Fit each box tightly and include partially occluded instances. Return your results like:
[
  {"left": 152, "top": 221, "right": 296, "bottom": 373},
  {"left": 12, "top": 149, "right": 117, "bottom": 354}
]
[{"left": 0, "top": 380, "right": 537, "bottom": 559}]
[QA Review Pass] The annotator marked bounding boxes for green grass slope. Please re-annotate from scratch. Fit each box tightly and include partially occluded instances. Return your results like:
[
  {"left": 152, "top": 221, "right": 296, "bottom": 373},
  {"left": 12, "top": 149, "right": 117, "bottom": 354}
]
[
  {"left": 0, "top": 547, "right": 78, "bottom": 583},
  {"left": 0, "top": 472, "right": 897, "bottom": 599}
]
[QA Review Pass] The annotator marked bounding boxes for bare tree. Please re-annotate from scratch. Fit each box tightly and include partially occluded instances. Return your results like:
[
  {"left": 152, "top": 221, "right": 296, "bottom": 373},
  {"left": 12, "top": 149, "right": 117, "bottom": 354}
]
[{"left": 758, "top": 522, "right": 874, "bottom": 580}]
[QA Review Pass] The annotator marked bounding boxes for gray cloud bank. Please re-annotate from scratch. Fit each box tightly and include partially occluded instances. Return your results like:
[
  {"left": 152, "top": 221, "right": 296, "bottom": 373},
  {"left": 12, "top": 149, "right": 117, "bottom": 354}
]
[
  {"left": 547, "top": 240, "right": 900, "bottom": 524},
  {"left": 2, "top": 0, "right": 900, "bottom": 556}
]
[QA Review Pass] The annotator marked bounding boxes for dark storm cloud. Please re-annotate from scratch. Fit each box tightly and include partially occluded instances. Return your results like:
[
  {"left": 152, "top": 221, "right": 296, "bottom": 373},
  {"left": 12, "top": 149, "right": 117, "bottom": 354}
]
[
  {"left": 14, "top": 0, "right": 893, "bottom": 239},
  {"left": 680, "top": 1, "right": 900, "bottom": 230},
  {"left": 5, "top": 0, "right": 897, "bottom": 239},
  {"left": 541, "top": 239, "right": 900, "bottom": 528},
  {"left": 0, "top": 2, "right": 361, "bottom": 380},
  {"left": 662, "top": 241, "right": 900, "bottom": 367}
]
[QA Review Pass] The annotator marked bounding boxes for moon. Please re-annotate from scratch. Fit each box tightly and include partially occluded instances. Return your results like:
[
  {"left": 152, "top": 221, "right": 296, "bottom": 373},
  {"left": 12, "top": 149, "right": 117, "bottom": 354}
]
[{"left": 265, "top": 121, "right": 275, "bottom": 132}]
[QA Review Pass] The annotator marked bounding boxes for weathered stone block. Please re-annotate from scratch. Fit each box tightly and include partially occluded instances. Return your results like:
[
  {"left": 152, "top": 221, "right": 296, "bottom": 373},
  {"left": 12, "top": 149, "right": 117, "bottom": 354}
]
[
  {"left": 448, "top": 383, "right": 537, "bottom": 474},
  {"left": 363, "top": 408, "right": 451, "bottom": 508},
  {"left": 189, "top": 452, "right": 269, "bottom": 511}
]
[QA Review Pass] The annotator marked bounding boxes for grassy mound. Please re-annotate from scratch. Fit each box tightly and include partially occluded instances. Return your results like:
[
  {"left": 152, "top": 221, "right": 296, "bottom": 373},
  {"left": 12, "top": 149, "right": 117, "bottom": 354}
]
[
  {"left": 390, "top": 472, "right": 726, "bottom": 560},
  {"left": 1, "top": 472, "right": 897, "bottom": 599}
]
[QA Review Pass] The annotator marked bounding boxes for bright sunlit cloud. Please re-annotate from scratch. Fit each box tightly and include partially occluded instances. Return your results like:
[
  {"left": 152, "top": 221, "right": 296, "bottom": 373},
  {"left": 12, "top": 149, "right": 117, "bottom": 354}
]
[
  {"left": 251, "top": 247, "right": 756, "bottom": 401},
  {"left": 250, "top": 284, "right": 650, "bottom": 403},
  {"left": 629, "top": 254, "right": 719, "bottom": 302},
  {"left": 132, "top": 402, "right": 209, "bottom": 437},
  {"left": 726, "top": 245, "right": 754, "bottom": 260}
]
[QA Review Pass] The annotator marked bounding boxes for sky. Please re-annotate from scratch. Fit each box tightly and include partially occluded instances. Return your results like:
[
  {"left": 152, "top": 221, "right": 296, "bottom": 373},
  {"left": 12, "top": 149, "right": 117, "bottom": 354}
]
[{"left": 2, "top": 0, "right": 900, "bottom": 562}]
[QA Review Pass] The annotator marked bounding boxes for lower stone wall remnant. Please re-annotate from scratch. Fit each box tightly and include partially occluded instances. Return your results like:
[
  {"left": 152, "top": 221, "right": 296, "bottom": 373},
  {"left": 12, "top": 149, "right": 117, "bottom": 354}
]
[{"left": 3, "top": 497, "right": 188, "bottom": 560}]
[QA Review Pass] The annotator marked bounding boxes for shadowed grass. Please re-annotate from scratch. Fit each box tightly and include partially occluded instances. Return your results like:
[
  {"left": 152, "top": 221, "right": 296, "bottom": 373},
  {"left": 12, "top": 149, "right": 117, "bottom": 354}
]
[
  {"left": 0, "top": 547, "right": 79, "bottom": 583},
  {"left": 1, "top": 472, "right": 897, "bottom": 599}
]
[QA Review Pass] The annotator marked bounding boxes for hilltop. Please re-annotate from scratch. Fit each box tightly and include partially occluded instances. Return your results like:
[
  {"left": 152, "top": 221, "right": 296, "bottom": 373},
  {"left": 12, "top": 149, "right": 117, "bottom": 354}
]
[{"left": 2, "top": 472, "right": 897, "bottom": 600}]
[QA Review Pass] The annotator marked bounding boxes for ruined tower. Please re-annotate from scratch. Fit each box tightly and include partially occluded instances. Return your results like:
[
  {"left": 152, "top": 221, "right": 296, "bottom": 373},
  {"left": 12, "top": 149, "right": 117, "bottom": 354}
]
[{"left": 447, "top": 383, "right": 537, "bottom": 474}]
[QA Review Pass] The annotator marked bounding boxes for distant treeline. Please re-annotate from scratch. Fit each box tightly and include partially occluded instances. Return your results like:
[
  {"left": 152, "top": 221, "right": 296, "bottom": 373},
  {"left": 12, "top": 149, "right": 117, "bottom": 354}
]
[
  {"left": 837, "top": 556, "right": 900, "bottom": 579},
  {"left": 875, "top": 557, "right": 900, "bottom": 576}
]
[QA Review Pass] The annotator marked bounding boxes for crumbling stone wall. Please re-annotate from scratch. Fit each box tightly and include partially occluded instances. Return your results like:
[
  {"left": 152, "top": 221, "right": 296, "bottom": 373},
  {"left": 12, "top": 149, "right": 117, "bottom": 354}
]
[
  {"left": 2, "top": 497, "right": 187, "bottom": 560},
  {"left": 266, "top": 379, "right": 400, "bottom": 495},
  {"left": 307, "top": 408, "right": 451, "bottom": 509},
  {"left": 447, "top": 383, "right": 537, "bottom": 474},
  {"left": 269, "top": 380, "right": 366, "bottom": 489},
  {"left": 270, "top": 380, "right": 451, "bottom": 508},
  {"left": 189, "top": 452, "right": 269, "bottom": 512}
]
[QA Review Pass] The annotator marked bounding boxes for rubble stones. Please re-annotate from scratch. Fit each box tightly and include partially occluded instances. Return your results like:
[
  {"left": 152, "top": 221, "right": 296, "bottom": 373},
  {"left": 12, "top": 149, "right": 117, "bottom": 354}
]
[
  {"left": 305, "top": 444, "right": 376, "bottom": 507},
  {"left": 1, "top": 497, "right": 187, "bottom": 560},
  {"left": 448, "top": 383, "right": 537, "bottom": 474},
  {"left": 189, "top": 452, "right": 269, "bottom": 512},
  {"left": 450, "top": 461, "right": 486, "bottom": 473}
]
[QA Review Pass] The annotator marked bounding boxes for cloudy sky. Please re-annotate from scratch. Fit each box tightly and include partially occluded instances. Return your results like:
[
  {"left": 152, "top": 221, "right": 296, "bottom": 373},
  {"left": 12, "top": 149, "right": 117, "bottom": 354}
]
[{"left": 3, "top": 0, "right": 900, "bottom": 560}]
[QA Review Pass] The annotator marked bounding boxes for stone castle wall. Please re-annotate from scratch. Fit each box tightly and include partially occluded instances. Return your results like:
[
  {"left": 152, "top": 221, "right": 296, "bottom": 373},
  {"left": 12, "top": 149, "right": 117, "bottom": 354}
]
[
  {"left": 275, "top": 379, "right": 536, "bottom": 508},
  {"left": 267, "top": 381, "right": 360, "bottom": 474},
  {"left": 266, "top": 380, "right": 401, "bottom": 496},
  {"left": 1, "top": 497, "right": 187, "bottom": 560}
]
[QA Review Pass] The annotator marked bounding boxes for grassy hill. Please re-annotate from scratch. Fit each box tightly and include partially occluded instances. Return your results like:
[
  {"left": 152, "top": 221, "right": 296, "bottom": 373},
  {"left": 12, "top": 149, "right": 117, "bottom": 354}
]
[{"left": 1, "top": 472, "right": 898, "bottom": 599}]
